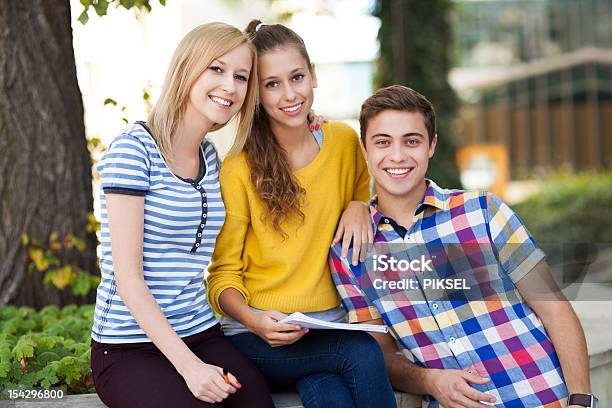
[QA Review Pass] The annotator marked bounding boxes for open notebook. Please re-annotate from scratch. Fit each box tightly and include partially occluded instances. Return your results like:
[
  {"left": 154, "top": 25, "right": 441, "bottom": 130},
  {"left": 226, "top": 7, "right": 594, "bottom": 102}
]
[{"left": 279, "top": 312, "right": 388, "bottom": 333}]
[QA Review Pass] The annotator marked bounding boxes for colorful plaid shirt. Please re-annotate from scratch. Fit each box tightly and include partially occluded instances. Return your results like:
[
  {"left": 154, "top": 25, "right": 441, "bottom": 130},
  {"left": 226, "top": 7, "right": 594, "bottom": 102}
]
[{"left": 329, "top": 180, "right": 568, "bottom": 408}]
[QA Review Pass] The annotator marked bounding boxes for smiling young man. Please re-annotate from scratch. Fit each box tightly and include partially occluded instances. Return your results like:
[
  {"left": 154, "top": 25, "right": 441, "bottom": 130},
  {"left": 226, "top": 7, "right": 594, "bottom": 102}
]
[{"left": 329, "top": 85, "right": 596, "bottom": 407}]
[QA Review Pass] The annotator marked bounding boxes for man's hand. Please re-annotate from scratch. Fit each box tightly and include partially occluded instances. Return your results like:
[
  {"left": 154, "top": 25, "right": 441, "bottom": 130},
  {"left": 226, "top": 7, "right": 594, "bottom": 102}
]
[{"left": 424, "top": 368, "right": 497, "bottom": 408}]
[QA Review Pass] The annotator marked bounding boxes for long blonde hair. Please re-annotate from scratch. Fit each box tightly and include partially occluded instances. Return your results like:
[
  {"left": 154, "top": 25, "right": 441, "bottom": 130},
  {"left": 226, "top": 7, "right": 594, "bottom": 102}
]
[{"left": 148, "top": 22, "right": 258, "bottom": 163}]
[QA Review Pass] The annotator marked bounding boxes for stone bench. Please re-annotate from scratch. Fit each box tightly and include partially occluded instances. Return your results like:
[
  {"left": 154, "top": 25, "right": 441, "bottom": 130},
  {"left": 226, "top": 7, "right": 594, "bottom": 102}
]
[
  {"left": 3, "top": 391, "right": 421, "bottom": 407},
  {"left": 7, "top": 285, "right": 612, "bottom": 407}
]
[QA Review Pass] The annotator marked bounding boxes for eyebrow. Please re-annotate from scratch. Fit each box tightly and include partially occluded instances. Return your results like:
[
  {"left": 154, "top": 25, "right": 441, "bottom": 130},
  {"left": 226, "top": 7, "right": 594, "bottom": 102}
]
[
  {"left": 213, "top": 59, "right": 250, "bottom": 74},
  {"left": 370, "top": 132, "right": 425, "bottom": 138},
  {"left": 261, "top": 67, "right": 305, "bottom": 82}
]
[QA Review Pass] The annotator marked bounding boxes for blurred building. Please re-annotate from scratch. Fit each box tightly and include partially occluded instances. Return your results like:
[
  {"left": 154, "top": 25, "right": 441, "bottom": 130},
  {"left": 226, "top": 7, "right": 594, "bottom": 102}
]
[{"left": 450, "top": 0, "right": 612, "bottom": 186}]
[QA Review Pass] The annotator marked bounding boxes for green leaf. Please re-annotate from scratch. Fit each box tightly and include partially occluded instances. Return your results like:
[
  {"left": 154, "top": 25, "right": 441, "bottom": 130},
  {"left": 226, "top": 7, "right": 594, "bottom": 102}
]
[
  {"left": 77, "top": 8, "right": 89, "bottom": 25},
  {"left": 39, "top": 305, "right": 61, "bottom": 319},
  {"left": 120, "top": 0, "right": 136, "bottom": 9},
  {"left": 159, "top": 0, "right": 166, "bottom": 6},
  {"left": 0, "top": 361, "right": 11, "bottom": 378},
  {"left": 71, "top": 271, "right": 93, "bottom": 297},
  {"left": 103, "top": 97, "right": 117, "bottom": 106},
  {"left": 38, "top": 362, "right": 60, "bottom": 388},
  {"left": 61, "top": 305, "right": 79, "bottom": 318},
  {"left": 13, "top": 338, "right": 35, "bottom": 360},
  {"left": 93, "top": 0, "right": 110, "bottom": 16}
]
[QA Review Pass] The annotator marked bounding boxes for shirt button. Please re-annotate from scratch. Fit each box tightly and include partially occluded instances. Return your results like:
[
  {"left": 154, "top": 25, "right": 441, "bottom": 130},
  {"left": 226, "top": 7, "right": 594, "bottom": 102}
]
[
  {"left": 432, "top": 303, "right": 439, "bottom": 309},
  {"left": 200, "top": 224, "right": 205, "bottom": 228},
  {"left": 203, "top": 193, "right": 207, "bottom": 197},
  {"left": 384, "top": 219, "right": 390, "bottom": 224},
  {"left": 195, "top": 243, "right": 200, "bottom": 247},
  {"left": 203, "top": 203, "right": 207, "bottom": 207},
  {"left": 197, "top": 233, "right": 202, "bottom": 237},
  {"left": 449, "top": 337, "right": 456, "bottom": 343},
  {"left": 203, "top": 214, "right": 207, "bottom": 218},
  {"left": 196, "top": 186, "right": 201, "bottom": 190},
  {"left": 104, "top": 350, "right": 108, "bottom": 355}
]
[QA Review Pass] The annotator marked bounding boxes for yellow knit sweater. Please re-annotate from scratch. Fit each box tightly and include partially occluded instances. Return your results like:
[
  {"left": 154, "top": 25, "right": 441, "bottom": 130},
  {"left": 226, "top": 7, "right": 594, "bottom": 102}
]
[{"left": 207, "top": 121, "right": 370, "bottom": 314}]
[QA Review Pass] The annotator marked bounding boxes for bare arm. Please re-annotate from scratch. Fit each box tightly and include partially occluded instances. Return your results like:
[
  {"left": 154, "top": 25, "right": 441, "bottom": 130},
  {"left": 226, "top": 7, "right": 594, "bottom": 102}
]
[
  {"left": 332, "top": 201, "right": 373, "bottom": 266},
  {"left": 516, "top": 259, "right": 590, "bottom": 397},
  {"left": 218, "top": 287, "right": 307, "bottom": 347},
  {"left": 106, "top": 194, "right": 238, "bottom": 403}
]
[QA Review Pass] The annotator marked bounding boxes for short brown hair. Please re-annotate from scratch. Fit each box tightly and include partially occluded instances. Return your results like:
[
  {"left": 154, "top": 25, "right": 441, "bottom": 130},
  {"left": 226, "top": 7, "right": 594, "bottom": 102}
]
[{"left": 359, "top": 85, "right": 436, "bottom": 146}]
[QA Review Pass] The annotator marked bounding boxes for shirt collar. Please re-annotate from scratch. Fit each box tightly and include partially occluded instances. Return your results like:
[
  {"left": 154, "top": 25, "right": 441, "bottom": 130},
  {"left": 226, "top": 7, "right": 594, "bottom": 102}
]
[{"left": 369, "top": 179, "right": 451, "bottom": 228}]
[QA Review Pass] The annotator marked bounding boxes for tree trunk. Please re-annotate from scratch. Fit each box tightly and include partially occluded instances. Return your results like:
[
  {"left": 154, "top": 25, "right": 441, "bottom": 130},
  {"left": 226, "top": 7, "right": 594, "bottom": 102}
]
[
  {"left": 374, "top": 0, "right": 461, "bottom": 188},
  {"left": 0, "top": 0, "right": 98, "bottom": 308}
]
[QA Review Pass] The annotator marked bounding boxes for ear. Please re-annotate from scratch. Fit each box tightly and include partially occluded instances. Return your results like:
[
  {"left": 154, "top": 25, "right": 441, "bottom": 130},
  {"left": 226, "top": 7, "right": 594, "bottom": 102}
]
[
  {"left": 311, "top": 63, "right": 317, "bottom": 88},
  {"left": 428, "top": 134, "right": 438, "bottom": 158},
  {"left": 360, "top": 138, "right": 368, "bottom": 162}
]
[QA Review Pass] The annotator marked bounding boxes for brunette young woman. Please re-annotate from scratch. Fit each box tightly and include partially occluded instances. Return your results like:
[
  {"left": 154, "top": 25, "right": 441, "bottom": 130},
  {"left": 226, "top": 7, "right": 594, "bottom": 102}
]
[{"left": 207, "top": 20, "right": 396, "bottom": 408}]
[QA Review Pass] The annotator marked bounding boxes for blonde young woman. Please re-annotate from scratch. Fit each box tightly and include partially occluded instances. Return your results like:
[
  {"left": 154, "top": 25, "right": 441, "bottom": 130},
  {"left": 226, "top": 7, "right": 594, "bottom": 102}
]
[
  {"left": 90, "top": 23, "right": 275, "bottom": 408},
  {"left": 207, "top": 21, "right": 396, "bottom": 408}
]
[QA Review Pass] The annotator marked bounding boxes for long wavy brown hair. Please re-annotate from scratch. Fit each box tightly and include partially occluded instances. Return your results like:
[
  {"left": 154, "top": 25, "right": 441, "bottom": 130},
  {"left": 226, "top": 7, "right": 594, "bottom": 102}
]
[{"left": 243, "top": 20, "right": 314, "bottom": 237}]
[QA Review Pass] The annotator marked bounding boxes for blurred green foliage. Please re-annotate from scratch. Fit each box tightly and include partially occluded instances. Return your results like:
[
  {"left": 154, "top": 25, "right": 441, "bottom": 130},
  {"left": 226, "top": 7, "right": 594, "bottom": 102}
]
[
  {"left": 77, "top": 0, "right": 166, "bottom": 25},
  {"left": 514, "top": 173, "right": 612, "bottom": 243},
  {"left": 21, "top": 218, "right": 101, "bottom": 298},
  {"left": 0, "top": 305, "right": 95, "bottom": 395}
]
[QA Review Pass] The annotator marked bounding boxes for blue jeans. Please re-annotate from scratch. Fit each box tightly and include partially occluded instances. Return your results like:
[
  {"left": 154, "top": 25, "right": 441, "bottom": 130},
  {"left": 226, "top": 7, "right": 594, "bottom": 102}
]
[{"left": 229, "top": 330, "right": 396, "bottom": 408}]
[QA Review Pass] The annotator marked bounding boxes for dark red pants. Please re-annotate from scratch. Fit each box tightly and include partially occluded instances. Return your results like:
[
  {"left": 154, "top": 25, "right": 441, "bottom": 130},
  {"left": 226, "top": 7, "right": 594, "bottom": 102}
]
[{"left": 91, "top": 325, "right": 274, "bottom": 408}]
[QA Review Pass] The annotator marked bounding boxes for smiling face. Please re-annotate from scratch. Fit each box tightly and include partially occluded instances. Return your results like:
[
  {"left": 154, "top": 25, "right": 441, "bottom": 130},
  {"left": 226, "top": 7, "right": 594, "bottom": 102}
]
[
  {"left": 258, "top": 46, "right": 317, "bottom": 131},
  {"left": 363, "top": 109, "right": 437, "bottom": 200},
  {"left": 186, "top": 42, "right": 252, "bottom": 129}
]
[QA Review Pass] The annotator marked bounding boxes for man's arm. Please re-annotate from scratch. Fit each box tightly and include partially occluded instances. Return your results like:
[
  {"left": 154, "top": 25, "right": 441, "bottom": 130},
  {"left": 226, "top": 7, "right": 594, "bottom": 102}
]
[
  {"left": 516, "top": 259, "right": 591, "bottom": 399},
  {"left": 329, "top": 245, "right": 496, "bottom": 407},
  {"left": 364, "top": 319, "right": 497, "bottom": 407}
]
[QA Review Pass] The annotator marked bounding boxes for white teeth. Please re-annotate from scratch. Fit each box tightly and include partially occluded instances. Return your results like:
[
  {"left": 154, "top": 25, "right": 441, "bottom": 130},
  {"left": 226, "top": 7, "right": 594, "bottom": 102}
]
[
  {"left": 282, "top": 103, "right": 301, "bottom": 112},
  {"left": 386, "top": 168, "right": 411, "bottom": 175},
  {"left": 211, "top": 96, "right": 231, "bottom": 106}
]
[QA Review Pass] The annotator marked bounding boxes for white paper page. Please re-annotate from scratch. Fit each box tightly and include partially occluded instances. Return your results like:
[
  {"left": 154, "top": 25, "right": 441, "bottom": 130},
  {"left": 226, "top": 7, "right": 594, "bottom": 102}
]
[{"left": 279, "top": 312, "right": 388, "bottom": 333}]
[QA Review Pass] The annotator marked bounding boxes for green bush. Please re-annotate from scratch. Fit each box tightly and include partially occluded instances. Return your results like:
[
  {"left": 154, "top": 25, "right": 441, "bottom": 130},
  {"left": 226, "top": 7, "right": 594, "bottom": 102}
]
[
  {"left": 513, "top": 172, "right": 612, "bottom": 243},
  {"left": 0, "top": 304, "right": 94, "bottom": 395}
]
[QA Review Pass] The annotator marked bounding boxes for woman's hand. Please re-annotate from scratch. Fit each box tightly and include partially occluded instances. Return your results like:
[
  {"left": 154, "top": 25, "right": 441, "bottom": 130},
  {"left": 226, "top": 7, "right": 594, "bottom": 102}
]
[
  {"left": 246, "top": 310, "right": 308, "bottom": 347},
  {"left": 308, "top": 111, "right": 325, "bottom": 131},
  {"left": 332, "top": 201, "right": 373, "bottom": 266},
  {"left": 181, "top": 359, "right": 240, "bottom": 403}
]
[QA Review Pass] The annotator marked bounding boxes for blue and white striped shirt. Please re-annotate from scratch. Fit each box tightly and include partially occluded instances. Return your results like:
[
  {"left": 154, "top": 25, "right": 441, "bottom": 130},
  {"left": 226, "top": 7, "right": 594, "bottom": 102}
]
[{"left": 92, "top": 122, "right": 224, "bottom": 343}]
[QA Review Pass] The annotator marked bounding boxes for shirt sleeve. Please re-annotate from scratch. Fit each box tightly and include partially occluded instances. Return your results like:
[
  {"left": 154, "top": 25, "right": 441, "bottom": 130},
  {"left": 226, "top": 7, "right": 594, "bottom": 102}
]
[
  {"left": 207, "top": 157, "right": 251, "bottom": 315},
  {"left": 329, "top": 244, "right": 381, "bottom": 323},
  {"left": 98, "top": 134, "right": 150, "bottom": 196},
  {"left": 485, "top": 192, "right": 546, "bottom": 283}
]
